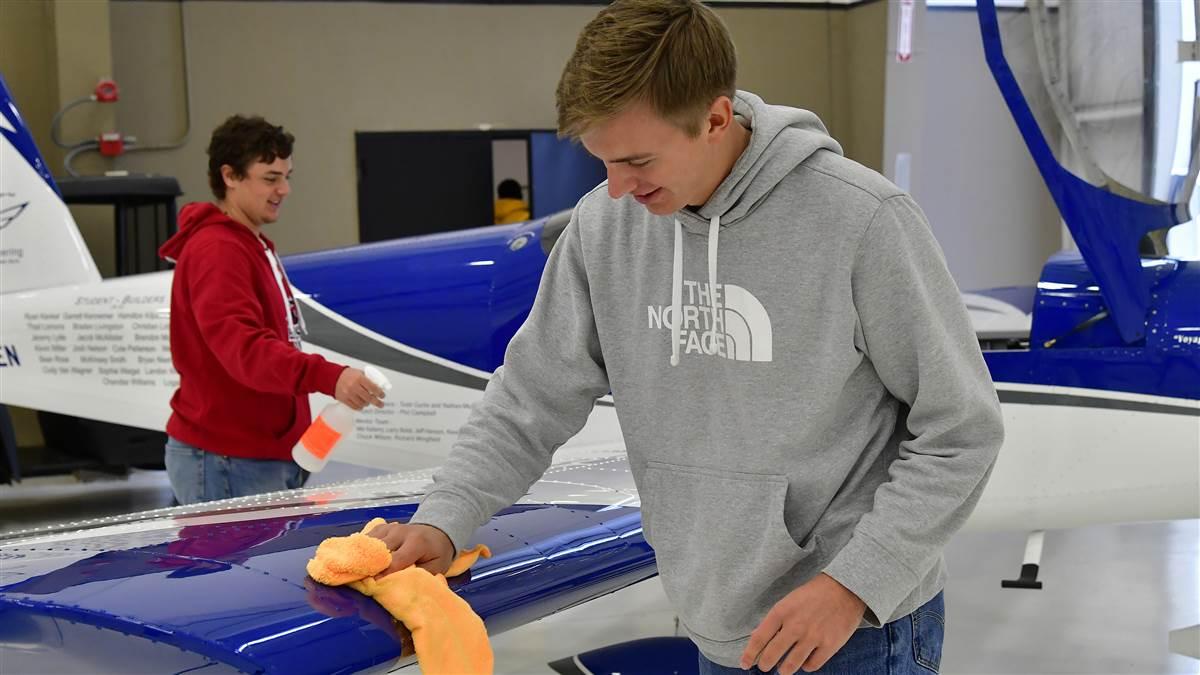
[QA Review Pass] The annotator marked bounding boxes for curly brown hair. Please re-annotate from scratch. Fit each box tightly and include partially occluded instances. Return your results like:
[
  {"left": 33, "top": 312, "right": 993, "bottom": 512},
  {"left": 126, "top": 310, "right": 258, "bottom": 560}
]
[
  {"left": 556, "top": 0, "right": 737, "bottom": 139},
  {"left": 206, "top": 115, "right": 294, "bottom": 199}
]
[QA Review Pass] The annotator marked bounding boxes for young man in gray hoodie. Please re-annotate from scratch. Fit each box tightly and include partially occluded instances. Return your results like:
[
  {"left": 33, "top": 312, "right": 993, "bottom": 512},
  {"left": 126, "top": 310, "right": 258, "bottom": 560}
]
[{"left": 368, "top": 1, "right": 1004, "bottom": 672}]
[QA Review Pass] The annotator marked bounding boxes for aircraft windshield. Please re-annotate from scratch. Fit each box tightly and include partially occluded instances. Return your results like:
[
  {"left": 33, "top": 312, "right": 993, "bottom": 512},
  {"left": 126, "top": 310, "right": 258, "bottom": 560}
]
[{"left": 992, "top": 0, "right": 1200, "bottom": 258}]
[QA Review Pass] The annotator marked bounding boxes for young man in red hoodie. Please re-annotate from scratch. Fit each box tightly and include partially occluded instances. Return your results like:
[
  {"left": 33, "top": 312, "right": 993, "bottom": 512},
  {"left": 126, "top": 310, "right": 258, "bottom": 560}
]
[{"left": 159, "top": 115, "right": 385, "bottom": 505}]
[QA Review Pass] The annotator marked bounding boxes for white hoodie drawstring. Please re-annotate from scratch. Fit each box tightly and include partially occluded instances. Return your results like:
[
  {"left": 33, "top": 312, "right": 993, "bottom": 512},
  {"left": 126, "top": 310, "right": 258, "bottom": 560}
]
[
  {"left": 670, "top": 215, "right": 721, "bottom": 367},
  {"left": 671, "top": 218, "right": 684, "bottom": 366},
  {"left": 707, "top": 215, "right": 720, "bottom": 344}
]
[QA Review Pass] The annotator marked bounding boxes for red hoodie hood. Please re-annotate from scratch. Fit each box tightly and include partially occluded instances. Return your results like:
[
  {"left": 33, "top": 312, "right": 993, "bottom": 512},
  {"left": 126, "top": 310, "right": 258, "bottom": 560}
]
[{"left": 160, "top": 202, "right": 267, "bottom": 262}]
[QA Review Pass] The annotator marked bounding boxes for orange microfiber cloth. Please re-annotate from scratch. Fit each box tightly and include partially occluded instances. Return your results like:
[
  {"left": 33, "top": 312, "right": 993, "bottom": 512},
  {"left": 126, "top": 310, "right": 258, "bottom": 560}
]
[{"left": 307, "top": 518, "right": 494, "bottom": 674}]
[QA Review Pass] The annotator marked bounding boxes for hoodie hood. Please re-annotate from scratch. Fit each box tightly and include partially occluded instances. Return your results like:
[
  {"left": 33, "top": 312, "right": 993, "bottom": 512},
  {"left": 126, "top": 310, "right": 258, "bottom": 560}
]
[
  {"left": 160, "top": 202, "right": 264, "bottom": 262},
  {"left": 667, "top": 91, "right": 842, "bottom": 365},
  {"left": 680, "top": 90, "right": 842, "bottom": 231}
]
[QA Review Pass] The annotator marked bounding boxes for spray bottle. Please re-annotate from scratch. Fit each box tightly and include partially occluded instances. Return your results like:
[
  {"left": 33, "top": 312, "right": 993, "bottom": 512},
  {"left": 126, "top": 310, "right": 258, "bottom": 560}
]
[{"left": 292, "top": 365, "right": 393, "bottom": 472}]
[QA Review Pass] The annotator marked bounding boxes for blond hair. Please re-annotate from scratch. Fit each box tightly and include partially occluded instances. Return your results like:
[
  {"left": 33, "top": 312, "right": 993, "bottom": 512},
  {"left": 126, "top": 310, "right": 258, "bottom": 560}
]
[{"left": 556, "top": 0, "right": 737, "bottom": 139}]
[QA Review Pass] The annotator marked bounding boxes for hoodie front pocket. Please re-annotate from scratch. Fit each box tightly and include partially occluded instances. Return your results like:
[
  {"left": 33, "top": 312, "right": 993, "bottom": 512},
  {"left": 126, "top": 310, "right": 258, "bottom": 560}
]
[{"left": 641, "top": 460, "right": 817, "bottom": 644}]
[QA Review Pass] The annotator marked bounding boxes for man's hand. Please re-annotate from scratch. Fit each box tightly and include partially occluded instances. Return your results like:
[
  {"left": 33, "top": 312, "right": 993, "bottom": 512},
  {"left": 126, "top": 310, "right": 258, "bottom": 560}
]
[
  {"left": 367, "top": 522, "right": 456, "bottom": 577},
  {"left": 740, "top": 573, "right": 866, "bottom": 674},
  {"left": 335, "top": 368, "right": 386, "bottom": 411}
]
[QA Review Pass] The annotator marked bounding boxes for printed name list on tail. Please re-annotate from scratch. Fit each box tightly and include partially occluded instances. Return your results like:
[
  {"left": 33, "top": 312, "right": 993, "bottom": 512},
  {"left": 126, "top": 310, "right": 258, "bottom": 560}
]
[{"left": 293, "top": 365, "right": 393, "bottom": 472}]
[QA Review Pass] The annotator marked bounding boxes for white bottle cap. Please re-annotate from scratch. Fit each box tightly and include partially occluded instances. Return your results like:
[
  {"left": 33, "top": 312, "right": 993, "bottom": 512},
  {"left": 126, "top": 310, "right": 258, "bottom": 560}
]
[{"left": 363, "top": 365, "right": 393, "bottom": 391}]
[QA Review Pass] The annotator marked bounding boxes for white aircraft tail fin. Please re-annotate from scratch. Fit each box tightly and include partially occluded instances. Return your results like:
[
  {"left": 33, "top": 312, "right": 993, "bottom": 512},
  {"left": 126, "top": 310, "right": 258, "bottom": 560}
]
[{"left": 0, "top": 73, "right": 101, "bottom": 294}]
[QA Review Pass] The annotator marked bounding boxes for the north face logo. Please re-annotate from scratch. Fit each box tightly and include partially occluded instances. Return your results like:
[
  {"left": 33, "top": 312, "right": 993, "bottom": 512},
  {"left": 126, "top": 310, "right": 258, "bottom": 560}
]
[{"left": 647, "top": 281, "right": 773, "bottom": 362}]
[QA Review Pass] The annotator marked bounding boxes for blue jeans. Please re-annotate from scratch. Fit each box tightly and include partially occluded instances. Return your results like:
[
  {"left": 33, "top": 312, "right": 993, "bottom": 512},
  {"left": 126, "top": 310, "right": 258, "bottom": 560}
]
[
  {"left": 699, "top": 592, "right": 944, "bottom": 675},
  {"left": 164, "top": 436, "right": 308, "bottom": 505}
]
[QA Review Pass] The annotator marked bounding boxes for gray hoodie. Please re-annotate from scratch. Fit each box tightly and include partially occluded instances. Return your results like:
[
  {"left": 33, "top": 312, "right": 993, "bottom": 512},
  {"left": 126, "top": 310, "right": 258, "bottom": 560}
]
[{"left": 412, "top": 90, "right": 1004, "bottom": 667}]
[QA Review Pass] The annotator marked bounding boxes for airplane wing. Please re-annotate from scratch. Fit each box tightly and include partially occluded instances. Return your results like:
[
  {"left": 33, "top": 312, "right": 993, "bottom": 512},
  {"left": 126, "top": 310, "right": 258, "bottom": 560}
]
[{"left": 0, "top": 454, "right": 651, "bottom": 674}]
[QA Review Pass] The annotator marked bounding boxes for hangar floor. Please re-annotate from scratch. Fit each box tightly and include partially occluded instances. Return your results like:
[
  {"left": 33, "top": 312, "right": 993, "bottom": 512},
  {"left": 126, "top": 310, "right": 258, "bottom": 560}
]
[{"left": 1, "top": 469, "right": 1196, "bottom": 675}]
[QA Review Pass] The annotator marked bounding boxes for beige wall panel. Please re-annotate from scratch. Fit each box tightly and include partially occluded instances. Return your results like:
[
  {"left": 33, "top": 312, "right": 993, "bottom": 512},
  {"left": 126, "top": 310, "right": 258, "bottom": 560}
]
[
  {"left": 827, "top": 8, "right": 849, "bottom": 146},
  {"left": 114, "top": 2, "right": 600, "bottom": 255},
  {"left": 0, "top": 0, "right": 60, "bottom": 170},
  {"left": 110, "top": 1, "right": 188, "bottom": 153},
  {"left": 840, "top": 0, "right": 885, "bottom": 171},
  {"left": 109, "top": 2, "right": 867, "bottom": 255},
  {"left": 718, "top": 8, "right": 833, "bottom": 120},
  {"left": 52, "top": 0, "right": 118, "bottom": 278},
  {"left": 50, "top": 0, "right": 116, "bottom": 177}
]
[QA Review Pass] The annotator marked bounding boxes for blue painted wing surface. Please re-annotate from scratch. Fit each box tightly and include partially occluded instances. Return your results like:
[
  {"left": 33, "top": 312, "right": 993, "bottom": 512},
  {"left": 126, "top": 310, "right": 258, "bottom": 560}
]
[{"left": 0, "top": 465, "right": 652, "bottom": 674}]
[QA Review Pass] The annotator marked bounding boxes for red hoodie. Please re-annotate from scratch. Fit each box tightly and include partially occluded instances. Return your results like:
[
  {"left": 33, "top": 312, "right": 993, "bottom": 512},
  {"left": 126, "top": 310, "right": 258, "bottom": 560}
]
[{"left": 159, "top": 203, "right": 345, "bottom": 461}]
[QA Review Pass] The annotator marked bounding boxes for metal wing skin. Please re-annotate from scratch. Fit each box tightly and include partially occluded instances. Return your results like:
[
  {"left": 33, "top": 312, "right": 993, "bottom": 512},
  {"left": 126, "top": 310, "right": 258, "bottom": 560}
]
[{"left": 0, "top": 456, "right": 649, "bottom": 674}]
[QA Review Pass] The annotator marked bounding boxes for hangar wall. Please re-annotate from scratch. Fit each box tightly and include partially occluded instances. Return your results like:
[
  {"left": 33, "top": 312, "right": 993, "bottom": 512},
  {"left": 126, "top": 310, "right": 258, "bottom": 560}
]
[
  {"left": 1, "top": 0, "right": 1060, "bottom": 290},
  {"left": 0, "top": 0, "right": 119, "bottom": 279},
  {"left": 881, "top": 2, "right": 1061, "bottom": 292},
  {"left": 106, "top": 0, "right": 887, "bottom": 256}
]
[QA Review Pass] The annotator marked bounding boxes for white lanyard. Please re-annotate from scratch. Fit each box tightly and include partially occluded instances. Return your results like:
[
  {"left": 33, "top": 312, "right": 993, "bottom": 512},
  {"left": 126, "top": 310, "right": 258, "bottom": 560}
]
[{"left": 259, "top": 236, "right": 305, "bottom": 349}]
